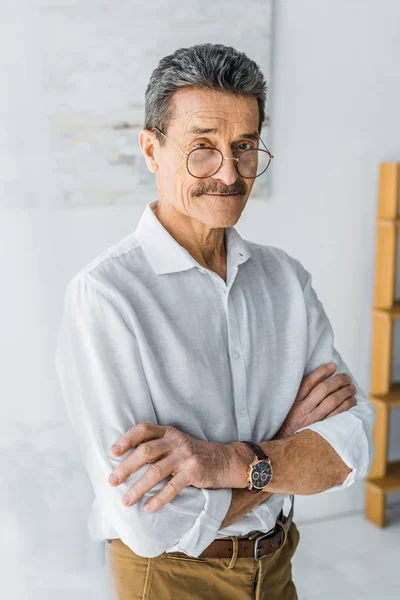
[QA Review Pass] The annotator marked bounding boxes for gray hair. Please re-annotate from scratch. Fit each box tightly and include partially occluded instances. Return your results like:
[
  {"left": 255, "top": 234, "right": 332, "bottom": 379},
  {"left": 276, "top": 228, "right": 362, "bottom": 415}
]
[{"left": 144, "top": 43, "right": 267, "bottom": 145}]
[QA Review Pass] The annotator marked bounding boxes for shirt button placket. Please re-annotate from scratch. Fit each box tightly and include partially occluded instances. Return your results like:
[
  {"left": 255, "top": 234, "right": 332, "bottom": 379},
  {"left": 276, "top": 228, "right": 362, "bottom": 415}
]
[{"left": 226, "top": 293, "right": 251, "bottom": 439}]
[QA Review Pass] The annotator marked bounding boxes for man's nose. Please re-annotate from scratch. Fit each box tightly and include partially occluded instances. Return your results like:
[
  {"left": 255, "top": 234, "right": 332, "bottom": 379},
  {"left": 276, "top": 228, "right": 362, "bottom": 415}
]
[{"left": 211, "top": 155, "right": 239, "bottom": 187}]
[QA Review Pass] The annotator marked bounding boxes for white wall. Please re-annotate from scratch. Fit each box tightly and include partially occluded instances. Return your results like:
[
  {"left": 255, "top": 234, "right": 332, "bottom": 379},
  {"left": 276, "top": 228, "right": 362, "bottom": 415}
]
[{"left": 2, "top": 1, "right": 400, "bottom": 597}]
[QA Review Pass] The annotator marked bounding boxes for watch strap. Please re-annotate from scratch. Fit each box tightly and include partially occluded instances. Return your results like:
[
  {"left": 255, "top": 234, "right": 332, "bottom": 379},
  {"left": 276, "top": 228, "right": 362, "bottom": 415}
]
[{"left": 241, "top": 440, "right": 269, "bottom": 461}]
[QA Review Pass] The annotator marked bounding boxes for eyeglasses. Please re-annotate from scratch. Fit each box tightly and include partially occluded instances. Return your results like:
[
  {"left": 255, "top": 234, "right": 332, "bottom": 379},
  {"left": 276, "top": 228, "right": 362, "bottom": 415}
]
[{"left": 152, "top": 126, "right": 274, "bottom": 179}]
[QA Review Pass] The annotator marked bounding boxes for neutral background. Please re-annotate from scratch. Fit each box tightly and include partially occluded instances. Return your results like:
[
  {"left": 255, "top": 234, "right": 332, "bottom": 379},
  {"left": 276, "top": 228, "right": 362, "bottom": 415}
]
[{"left": 1, "top": 0, "right": 400, "bottom": 598}]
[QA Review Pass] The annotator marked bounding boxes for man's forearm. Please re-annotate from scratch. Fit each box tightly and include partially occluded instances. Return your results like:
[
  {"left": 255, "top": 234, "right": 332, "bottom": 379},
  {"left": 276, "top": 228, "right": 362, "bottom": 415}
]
[
  {"left": 221, "top": 429, "right": 351, "bottom": 530},
  {"left": 234, "top": 429, "right": 351, "bottom": 495},
  {"left": 257, "top": 429, "right": 351, "bottom": 494}
]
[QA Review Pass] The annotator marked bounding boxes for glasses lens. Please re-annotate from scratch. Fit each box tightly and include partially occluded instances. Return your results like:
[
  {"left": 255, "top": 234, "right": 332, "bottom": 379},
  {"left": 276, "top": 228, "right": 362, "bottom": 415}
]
[
  {"left": 237, "top": 149, "right": 271, "bottom": 178},
  {"left": 187, "top": 148, "right": 222, "bottom": 178}
]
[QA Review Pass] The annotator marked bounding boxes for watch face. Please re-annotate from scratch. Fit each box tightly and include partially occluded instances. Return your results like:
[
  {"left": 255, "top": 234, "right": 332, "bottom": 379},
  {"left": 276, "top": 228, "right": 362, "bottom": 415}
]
[{"left": 251, "top": 460, "right": 273, "bottom": 489}]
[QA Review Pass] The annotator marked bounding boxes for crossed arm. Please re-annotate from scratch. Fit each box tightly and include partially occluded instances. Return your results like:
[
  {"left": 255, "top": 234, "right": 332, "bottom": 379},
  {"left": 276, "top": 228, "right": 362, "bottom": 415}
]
[
  {"left": 106, "top": 359, "right": 357, "bottom": 530},
  {"left": 55, "top": 264, "right": 375, "bottom": 558}
]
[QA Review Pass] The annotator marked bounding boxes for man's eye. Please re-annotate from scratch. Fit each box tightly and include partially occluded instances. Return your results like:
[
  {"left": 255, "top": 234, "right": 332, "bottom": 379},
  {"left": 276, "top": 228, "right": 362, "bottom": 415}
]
[
  {"left": 236, "top": 142, "right": 253, "bottom": 151},
  {"left": 193, "top": 143, "right": 212, "bottom": 149}
]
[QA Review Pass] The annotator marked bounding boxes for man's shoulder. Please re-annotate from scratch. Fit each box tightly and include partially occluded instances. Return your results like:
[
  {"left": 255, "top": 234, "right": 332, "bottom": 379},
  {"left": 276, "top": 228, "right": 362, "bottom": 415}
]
[
  {"left": 73, "top": 228, "right": 148, "bottom": 278},
  {"left": 63, "top": 231, "right": 146, "bottom": 301},
  {"left": 79, "top": 231, "right": 141, "bottom": 277}
]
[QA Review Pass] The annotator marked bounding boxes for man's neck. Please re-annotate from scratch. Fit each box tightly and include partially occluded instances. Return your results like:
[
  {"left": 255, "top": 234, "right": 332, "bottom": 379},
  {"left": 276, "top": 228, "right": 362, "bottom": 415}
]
[{"left": 154, "top": 200, "right": 227, "bottom": 276}]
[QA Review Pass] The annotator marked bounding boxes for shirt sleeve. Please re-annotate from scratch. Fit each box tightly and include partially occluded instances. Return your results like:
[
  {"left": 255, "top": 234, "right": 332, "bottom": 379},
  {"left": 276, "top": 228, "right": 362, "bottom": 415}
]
[
  {"left": 54, "top": 274, "right": 232, "bottom": 558},
  {"left": 288, "top": 254, "right": 376, "bottom": 493}
]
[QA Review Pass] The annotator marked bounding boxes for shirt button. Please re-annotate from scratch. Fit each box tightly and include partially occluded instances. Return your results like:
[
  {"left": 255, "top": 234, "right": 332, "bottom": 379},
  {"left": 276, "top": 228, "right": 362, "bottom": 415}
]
[
  {"left": 240, "top": 407, "right": 247, "bottom": 415},
  {"left": 232, "top": 350, "right": 241, "bottom": 359}
]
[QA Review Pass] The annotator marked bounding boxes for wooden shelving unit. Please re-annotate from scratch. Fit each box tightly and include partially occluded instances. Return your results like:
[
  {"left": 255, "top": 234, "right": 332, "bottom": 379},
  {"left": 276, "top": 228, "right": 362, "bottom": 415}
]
[{"left": 365, "top": 163, "right": 400, "bottom": 527}]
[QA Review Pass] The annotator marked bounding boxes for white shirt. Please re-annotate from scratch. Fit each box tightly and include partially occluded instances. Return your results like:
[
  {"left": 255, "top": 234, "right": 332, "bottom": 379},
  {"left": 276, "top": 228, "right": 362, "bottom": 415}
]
[{"left": 55, "top": 199, "right": 375, "bottom": 558}]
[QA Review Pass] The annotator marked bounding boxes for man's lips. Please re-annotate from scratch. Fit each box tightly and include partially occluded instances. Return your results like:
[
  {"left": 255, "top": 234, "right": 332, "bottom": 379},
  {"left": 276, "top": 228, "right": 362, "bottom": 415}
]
[{"left": 202, "top": 193, "right": 240, "bottom": 196}]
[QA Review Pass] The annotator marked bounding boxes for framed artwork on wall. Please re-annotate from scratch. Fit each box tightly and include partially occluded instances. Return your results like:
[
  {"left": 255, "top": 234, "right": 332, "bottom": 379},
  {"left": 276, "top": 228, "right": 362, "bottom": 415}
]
[{"left": 41, "top": 0, "right": 274, "bottom": 206}]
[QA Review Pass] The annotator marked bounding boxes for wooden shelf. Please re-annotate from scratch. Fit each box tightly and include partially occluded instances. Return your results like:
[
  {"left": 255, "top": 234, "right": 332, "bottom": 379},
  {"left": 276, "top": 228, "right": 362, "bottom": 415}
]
[
  {"left": 370, "top": 383, "right": 400, "bottom": 408},
  {"left": 366, "top": 461, "right": 400, "bottom": 493},
  {"left": 373, "top": 302, "right": 400, "bottom": 318},
  {"left": 365, "top": 162, "right": 400, "bottom": 528},
  {"left": 377, "top": 219, "right": 400, "bottom": 226}
]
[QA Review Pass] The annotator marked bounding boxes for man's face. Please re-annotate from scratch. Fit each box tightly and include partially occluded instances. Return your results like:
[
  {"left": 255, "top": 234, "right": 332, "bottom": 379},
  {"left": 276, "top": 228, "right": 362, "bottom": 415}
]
[{"left": 150, "top": 88, "right": 260, "bottom": 228}]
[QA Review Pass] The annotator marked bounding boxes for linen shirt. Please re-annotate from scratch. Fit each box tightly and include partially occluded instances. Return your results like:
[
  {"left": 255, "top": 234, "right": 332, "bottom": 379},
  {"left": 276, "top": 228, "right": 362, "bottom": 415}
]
[{"left": 55, "top": 198, "right": 375, "bottom": 559}]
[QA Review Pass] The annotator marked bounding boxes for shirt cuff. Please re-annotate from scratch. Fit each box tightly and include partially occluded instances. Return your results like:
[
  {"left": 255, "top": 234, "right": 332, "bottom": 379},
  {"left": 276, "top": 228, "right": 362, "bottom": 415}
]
[
  {"left": 294, "top": 411, "right": 369, "bottom": 493},
  {"left": 169, "top": 487, "right": 232, "bottom": 557}
]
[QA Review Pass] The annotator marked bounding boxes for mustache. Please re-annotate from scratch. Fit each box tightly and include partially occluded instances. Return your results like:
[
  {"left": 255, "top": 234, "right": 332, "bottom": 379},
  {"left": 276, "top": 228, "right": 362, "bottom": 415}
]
[{"left": 192, "top": 180, "right": 247, "bottom": 197}]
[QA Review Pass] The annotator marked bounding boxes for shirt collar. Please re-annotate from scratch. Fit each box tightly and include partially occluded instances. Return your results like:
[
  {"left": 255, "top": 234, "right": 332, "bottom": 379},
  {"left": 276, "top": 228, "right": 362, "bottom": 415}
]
[{"left": 135, "top": 199, "right": 252, "bottom": 275}]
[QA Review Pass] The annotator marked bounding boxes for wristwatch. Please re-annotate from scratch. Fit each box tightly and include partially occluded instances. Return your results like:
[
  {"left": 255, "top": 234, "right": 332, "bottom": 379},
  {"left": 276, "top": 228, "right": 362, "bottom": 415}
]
[{"left": 241, "top": 440, "right": 273, "bottom": 493}]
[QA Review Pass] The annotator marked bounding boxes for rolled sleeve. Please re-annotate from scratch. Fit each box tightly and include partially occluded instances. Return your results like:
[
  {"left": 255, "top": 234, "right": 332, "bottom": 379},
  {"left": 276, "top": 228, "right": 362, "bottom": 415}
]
[
  {"left": 288, "top": 255, "right": 376, "bottom": 493},
  {"left": 169, "top": 487, "right": 232, "bottom": 555},
  {"left": 55, "top": 274, "right": 231, "bottom": 558},
  {"left": 295, "top": 412, "right": 369, "bottom": 493}
]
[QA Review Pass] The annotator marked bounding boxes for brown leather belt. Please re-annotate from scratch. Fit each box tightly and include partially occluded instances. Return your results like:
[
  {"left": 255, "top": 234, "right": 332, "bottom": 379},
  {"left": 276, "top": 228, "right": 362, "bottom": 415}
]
[{"left": 168, "top": 494, "right": 295, "bottom": 561}]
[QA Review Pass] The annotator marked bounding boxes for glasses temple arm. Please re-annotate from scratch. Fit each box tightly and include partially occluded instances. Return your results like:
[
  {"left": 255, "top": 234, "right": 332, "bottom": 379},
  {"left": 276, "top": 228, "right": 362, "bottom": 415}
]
[
  {"left": 259, "top": 135, "right": 274, "bottom": 158},
  {"left": 153, "top": 127, "right": 190, "bottom": 156}
]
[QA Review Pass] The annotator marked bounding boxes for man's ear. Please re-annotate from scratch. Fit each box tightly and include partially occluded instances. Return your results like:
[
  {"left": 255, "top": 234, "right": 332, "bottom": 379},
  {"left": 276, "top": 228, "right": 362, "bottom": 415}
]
[{"left": 138, "top": 129, "right": 159, "bottom": 173}]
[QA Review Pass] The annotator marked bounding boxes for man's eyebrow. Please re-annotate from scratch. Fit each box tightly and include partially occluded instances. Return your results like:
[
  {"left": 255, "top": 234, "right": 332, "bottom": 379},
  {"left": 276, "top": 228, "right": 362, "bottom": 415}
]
[
  {"left": 187, "top": 126, "right": 260, "bottom": 142},
  {"left": 188, "top": 126, "right": 219, "bottom": 135},
  {"left": 240, "top": 131, "right": 260, "bottom": 142}
]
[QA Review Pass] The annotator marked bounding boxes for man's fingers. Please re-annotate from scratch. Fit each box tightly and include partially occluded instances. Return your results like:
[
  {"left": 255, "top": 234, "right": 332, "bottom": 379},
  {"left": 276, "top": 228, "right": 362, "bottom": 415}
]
[
  {"left": 296, "top": 363, "right": 337, "bottom": 402},
  {"left": 143, "top": 471, "right": 189, "bottom": 512},
  {"left": 308, "top": 384, "right": 356, "bottom": 422},
  {"left": 324, "top": 397, "right": 357, "bottom": 419},
  {"left": 301, "top": 372, "right": 353, "bottom": 413},
  {"left": 121, "top": 455, "right": 179, "bottom": 507},
  {"left": 109, "top": 438, "right": 171, "bottom": 485},
  {"left": 111, "top": 422, "right": 167, "bottom": 456}
]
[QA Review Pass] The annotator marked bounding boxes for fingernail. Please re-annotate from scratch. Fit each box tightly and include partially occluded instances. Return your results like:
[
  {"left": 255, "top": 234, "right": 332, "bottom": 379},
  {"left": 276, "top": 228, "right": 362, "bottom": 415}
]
[
  {"left": 328, "top": 362, "right": 336, "bottom": 370},
  {"left": 111, "top": 444, "right": 121, "bottom": 454},
  {"left": 109, "top": 474, "right": 119, "bottom": 484},
  {"left": 122, "top": 494, "right": 130, "bottom": 505},
  {"left": 144, "top": 503, "right": 154, "bottom": 512}
]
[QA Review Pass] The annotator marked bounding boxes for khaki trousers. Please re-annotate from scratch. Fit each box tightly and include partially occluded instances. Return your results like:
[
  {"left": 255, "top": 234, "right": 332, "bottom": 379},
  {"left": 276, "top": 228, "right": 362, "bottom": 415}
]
[{"left": 107, "top": 520, "right": 300, "bottom": 600}]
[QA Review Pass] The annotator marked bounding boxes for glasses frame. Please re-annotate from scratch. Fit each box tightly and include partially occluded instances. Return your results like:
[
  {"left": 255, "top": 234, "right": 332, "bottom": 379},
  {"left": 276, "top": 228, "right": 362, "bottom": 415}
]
[{"left": 152, "top": 126, "right": 274, "bottom": 179}]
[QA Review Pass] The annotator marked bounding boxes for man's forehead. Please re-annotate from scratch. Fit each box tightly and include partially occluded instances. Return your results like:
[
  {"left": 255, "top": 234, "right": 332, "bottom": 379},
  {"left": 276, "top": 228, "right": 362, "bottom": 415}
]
[{"left": 170, "top": 89, "right": 258, "bottom": 133}]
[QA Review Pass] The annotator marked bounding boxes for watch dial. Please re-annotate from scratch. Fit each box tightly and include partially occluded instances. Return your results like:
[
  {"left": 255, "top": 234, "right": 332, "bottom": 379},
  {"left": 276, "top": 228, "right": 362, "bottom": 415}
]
[{"left": 251, "top": 460, "right": 272, "bottom": 489}]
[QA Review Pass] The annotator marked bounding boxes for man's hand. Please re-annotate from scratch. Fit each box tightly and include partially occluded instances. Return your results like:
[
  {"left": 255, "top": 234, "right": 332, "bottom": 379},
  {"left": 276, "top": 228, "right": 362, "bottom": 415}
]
[
  {"left": 108, "top": 423, "right": 244, "bottom": 512},
  {"left": 274, "top": 362, "right": 356, "bottom": 440}
]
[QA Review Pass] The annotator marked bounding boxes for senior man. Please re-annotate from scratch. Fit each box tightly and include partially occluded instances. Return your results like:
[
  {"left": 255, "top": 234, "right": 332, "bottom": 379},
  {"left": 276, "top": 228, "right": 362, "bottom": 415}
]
[{"left": 55, "top": 43, "right": 375, "bottom": 600}]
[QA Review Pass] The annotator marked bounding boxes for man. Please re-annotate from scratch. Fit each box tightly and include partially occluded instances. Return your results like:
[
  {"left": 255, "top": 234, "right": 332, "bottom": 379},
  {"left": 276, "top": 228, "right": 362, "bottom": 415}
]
[{"left": 55, "top": 43, "right": 375, "bottom": 599}]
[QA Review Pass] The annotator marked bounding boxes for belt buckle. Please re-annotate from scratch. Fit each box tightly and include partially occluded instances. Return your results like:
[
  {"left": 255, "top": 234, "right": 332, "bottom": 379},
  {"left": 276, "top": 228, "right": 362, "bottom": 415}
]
[{"left": 253, "top": 525, "right": 278, "bottom": 561}]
